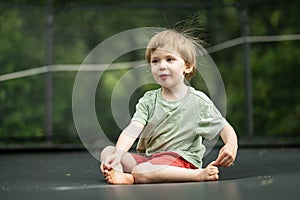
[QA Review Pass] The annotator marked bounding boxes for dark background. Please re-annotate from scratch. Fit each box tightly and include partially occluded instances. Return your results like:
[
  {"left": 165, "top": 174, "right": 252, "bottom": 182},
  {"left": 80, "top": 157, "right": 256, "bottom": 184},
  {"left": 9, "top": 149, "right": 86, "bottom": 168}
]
[{"left": 0, "top": 0, "right": 299, "bottom": 146}]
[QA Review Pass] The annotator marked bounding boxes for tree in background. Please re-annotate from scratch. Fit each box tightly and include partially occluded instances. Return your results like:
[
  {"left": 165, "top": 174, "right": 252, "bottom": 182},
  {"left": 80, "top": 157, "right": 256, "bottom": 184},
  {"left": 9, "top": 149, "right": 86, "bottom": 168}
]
[{"left": 0, "top": 0, "right": 299, "bottom": 144}]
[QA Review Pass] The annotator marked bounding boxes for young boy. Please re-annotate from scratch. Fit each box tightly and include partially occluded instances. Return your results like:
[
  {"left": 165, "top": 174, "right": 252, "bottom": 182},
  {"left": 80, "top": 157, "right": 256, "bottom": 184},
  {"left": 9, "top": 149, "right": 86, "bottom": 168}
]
[{"left": 100, "top": 29, "right": 238, "bottom": 184}]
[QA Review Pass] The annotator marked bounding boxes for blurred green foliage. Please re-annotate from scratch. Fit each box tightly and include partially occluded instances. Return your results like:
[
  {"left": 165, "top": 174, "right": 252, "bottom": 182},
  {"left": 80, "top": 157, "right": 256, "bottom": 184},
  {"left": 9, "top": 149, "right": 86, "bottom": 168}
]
[{"left": 0, "top": 0, "right": 299, "bottom": 144}]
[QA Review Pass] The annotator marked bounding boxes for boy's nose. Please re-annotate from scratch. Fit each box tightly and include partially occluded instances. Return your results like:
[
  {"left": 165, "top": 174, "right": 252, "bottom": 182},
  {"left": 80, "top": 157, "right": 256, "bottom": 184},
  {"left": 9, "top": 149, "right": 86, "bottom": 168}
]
[{"left": 159, "top": 60, "right": 167, "bottom": 70}]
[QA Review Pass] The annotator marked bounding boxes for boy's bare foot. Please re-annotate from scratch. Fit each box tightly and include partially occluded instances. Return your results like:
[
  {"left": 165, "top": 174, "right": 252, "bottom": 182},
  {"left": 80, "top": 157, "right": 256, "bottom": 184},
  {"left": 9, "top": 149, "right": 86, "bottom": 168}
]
[
  {"left": 196, "top": 161, "right": 219, "bottom": 181},
  {"left": 103, "top": 169, "right": 134, "bottom": 185}
]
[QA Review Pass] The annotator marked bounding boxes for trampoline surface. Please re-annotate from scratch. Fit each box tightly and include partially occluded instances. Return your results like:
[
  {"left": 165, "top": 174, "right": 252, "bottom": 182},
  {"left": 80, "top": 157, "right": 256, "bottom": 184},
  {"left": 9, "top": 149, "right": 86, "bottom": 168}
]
[{"left": 1, "top": 147, "right": 299, "bottom": 200}]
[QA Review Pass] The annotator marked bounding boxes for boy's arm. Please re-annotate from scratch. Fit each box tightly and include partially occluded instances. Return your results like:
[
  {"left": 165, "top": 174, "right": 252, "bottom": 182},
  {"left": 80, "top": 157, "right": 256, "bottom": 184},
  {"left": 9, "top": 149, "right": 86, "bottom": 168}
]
[
  {"left": 214, "top": 124, "right": 238, "bottom": 167},
  {"left": 102, "top": 121, "right": 144, "bottom": 169}
]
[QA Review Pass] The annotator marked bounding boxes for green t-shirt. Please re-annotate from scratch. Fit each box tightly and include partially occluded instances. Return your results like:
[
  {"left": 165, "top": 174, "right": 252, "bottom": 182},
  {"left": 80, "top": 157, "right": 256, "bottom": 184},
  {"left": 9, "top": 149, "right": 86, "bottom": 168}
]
[{"left": 131, "top": 86, "right": 227, "bottom": 168}]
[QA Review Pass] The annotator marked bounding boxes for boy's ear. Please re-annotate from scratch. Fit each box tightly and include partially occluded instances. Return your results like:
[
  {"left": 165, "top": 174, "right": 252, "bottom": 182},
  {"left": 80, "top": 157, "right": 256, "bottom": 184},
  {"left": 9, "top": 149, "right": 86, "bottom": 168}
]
[
  {"left": 184, "top": 64, "right": 194, "bottom": 73},
  {"left": 185, "top": 68, "right": 192, "bottom": 73}
]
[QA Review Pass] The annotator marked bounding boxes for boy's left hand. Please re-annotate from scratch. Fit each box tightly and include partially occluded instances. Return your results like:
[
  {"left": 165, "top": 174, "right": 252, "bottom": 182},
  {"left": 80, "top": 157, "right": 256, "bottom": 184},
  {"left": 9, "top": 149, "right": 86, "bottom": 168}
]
[{"left": 214, "top": 143, "right": 237, "bottom": 167}]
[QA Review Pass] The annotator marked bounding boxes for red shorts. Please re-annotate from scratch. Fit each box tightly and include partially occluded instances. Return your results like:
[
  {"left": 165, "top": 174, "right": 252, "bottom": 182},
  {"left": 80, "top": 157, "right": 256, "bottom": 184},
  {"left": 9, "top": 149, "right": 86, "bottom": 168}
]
[{"left": 131, "top": 152, "right": 197, "bottom": 169}]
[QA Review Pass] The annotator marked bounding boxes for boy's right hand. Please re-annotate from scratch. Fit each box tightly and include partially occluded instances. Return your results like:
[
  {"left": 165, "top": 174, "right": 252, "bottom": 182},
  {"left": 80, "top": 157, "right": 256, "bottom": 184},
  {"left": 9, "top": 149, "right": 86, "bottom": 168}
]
[
  {"left": 100, "top": 162, "right": 111, "bottom": 173},
  {"left": 101, "top": 148, "right": 126, "bottom": 171},
  {"left": 102, "top": 153, "right": 122, "bottom": 170}
]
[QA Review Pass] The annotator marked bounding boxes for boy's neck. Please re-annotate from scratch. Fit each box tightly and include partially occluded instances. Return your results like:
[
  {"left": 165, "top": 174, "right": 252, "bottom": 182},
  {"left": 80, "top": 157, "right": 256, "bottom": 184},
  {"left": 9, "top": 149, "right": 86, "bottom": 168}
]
[{"left": 161, "top": 84, "right": 188, "bottom": 101}]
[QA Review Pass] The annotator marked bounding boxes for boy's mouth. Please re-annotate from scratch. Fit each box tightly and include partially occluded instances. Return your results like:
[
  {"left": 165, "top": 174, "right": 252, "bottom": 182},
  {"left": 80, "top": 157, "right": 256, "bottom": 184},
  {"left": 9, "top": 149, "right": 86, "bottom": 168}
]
[{"left": 159, "top": 74, "right": 170, "bottom": 80}]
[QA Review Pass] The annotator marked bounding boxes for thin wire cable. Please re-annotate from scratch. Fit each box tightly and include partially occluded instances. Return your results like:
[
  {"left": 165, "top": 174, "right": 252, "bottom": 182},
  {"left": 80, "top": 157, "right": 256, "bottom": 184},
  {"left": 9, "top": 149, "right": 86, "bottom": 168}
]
[
  {"left": 1, "top": 34, "right": 300, "bottom": 82},
  {"left": 206, "top": 34, "right": 300, "bottom": 53}
]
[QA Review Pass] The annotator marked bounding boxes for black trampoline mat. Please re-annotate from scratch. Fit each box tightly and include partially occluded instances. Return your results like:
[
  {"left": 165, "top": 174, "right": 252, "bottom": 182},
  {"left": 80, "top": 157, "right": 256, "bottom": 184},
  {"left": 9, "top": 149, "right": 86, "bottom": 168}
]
[{"left": 1, "top": 148, "right": 299, "bottom": 200}]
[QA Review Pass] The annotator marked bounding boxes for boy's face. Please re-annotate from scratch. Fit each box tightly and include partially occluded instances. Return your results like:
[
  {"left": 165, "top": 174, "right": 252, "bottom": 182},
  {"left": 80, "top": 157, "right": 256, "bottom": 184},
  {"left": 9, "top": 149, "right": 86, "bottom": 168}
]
[{"left": 150, "top": 48, "right": 191, "bottom": 89}]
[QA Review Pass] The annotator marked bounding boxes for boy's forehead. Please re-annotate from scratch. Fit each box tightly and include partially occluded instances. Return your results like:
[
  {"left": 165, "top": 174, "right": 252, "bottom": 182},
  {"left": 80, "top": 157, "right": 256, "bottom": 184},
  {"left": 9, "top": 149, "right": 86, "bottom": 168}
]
[{"left": 151, "top": 47, "right": 181, "bottom": 57}]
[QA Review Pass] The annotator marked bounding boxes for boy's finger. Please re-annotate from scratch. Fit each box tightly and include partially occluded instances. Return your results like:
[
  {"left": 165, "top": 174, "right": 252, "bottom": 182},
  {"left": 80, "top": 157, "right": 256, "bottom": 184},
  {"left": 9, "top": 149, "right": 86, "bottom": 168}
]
[
  {"left": 216, "top": 156, "right": 234, "bottom": 167},
  {"left": 214, "top": 153, "right": 225, "bottom": 165},
  {"left": 215, "top": 155, "right": 229, "bottom": 166},
  {"left": 102, "top": 162, "right": 113, "bottom": 170},
  {"left": 208, "top": 161, "right": 217, "bottom": 166},
  {"left": 110, "top": 160, "right": 118, "bottom": 168}
]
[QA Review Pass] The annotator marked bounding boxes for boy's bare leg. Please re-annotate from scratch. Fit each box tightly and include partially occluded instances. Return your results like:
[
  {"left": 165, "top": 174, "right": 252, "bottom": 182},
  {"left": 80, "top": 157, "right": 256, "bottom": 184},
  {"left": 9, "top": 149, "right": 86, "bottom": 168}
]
[
  {"left": 104, "top": 161, "right": 219, "bottom": 184},
  {"left": 131, "top": 161, "right": 219, "bottom": 184},
  {"left": 100, "top": 146, "right": 219, "bottom": 184},
  {"left": 99, "top": 146, "right": 137, "bottom": 184}
]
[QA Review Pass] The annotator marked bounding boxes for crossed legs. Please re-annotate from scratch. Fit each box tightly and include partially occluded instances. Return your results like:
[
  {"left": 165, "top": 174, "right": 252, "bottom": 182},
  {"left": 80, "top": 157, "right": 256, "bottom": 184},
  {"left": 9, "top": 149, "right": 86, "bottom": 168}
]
[{"left": 100, "top": 146, "right": 219, "bottom": 184}]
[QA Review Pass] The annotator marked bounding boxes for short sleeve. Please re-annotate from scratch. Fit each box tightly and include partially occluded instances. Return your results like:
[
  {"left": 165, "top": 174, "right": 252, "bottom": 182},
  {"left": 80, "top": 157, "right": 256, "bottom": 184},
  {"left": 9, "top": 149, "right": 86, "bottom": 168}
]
[
  {"left": 131, "top": 90, "right": 156, "bottom": 125},
  {"left": 196, "top": 96, "right": 227, "bottom": 140}
]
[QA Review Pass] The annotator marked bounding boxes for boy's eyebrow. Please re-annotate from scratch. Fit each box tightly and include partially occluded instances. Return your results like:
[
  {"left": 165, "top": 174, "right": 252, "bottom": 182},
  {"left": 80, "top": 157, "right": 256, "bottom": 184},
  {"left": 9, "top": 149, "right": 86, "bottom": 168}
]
[{"left": 151, "top": 52, "right": 178, "bottom": 57}]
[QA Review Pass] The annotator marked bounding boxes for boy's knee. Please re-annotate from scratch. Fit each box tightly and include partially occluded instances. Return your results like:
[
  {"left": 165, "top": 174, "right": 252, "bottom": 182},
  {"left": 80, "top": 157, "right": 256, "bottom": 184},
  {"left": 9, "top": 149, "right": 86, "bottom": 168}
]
[
  {"left": 100, "top": 146, "right": 115, "bottom": 159},
  {"left": 103, "top": 145, "right": 115, "bottom": 151}
]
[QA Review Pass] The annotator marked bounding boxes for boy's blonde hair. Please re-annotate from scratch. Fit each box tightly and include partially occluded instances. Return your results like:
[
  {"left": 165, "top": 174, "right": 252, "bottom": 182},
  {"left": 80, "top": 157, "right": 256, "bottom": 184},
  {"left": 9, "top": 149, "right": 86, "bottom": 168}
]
[{"left": 145, "top": 29, "right": 197, "bottom": 81}]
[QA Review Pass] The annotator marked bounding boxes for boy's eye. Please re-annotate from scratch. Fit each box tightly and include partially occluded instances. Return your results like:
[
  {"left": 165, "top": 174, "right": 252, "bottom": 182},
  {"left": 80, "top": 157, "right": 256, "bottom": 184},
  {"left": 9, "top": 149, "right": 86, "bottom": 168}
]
[
  {"left": 151, "top": 59, "right": 158, "bottom": 63},
  {"left": 167, "top": 57, "right": 175, "bottom": 62}
]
